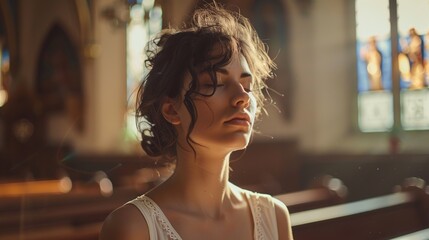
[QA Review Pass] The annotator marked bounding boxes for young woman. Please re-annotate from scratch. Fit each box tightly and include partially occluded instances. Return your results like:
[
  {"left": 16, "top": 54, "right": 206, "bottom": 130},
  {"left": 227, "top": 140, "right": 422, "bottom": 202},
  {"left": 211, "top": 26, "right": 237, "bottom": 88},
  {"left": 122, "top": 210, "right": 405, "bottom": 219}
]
[{"left": 100, "top": 3, "right": 293, "bottom": 240}]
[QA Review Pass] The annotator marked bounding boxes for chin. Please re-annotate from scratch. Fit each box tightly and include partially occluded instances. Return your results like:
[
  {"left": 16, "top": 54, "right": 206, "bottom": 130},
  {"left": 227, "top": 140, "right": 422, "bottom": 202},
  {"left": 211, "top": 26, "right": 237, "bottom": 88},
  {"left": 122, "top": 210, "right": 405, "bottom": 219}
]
[
  {"left": 224, "top": 136, "right": 251, "bottom": 151},
  {"left": 198, "top": 132, "right": 252, "bottom": 151}
]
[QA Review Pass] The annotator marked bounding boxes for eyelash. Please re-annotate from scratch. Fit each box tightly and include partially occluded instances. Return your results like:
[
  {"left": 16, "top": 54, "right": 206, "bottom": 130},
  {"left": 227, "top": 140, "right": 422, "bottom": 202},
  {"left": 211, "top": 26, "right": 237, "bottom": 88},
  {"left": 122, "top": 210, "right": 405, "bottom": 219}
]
[
  {"left": 204, "top": 84, "right": 224, "bottom": 87},
  {"left": 203, "top": 84, "right": 252, "bottom": 92}
]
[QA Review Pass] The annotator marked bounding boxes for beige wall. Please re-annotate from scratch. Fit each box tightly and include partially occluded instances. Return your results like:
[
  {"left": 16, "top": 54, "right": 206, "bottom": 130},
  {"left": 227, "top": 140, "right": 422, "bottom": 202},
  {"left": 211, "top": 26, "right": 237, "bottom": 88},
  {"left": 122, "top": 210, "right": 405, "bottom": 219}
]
[
  {"left": 257, "top": 0, "right": 429, "bottom": 154},
  {"left": 19, "top": 0, "right": 127, "bottom": 154},
  {"left": 16, "top": 0, "right": 429, "bottom": 155}
]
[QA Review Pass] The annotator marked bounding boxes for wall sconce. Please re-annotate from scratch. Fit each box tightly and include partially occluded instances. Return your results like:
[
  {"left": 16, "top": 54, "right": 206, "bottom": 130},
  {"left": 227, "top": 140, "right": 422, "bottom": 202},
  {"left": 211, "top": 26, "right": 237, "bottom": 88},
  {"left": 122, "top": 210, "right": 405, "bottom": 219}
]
[
  {"left": 101, "top": 0, "right": 156, "bottom": 29},
  {"left": 295, "top": 0, "right": 314, "bottom": 15},
  {"left": 101, "top": 0, "right": 131, "bottom": 28}
]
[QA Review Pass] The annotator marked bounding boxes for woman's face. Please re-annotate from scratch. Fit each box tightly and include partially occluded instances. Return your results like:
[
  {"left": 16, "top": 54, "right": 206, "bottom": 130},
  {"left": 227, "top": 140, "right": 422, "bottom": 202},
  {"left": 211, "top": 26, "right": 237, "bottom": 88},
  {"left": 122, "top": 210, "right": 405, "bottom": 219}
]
[{"left": 175, "top": 52, "right": 257, "bottom": 154}]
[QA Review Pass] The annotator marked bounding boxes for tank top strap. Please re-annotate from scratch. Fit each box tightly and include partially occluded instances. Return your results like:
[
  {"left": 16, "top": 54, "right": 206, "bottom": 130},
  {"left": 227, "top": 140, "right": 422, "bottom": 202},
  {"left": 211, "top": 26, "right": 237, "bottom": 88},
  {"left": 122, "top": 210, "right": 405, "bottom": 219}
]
[
  {"left": 243, "top": 190, "right": 279, "bottom": 240},
  {"left": 128, "top": 195, "right": 182, "bottom": 240}
]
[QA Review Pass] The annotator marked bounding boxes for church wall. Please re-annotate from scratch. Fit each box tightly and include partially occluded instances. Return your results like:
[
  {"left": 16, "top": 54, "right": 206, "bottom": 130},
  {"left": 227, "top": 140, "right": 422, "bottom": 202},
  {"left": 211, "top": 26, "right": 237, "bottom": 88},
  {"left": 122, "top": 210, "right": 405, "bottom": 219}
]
[
  {"left": 257, "top": 0, "right": 429, "bottom": 154},
  {"left": 17, "top": 0, "right": 127, "bottom": 154},
  {"left": 10, "top": 0, "right": 429, "bottom": 156}
]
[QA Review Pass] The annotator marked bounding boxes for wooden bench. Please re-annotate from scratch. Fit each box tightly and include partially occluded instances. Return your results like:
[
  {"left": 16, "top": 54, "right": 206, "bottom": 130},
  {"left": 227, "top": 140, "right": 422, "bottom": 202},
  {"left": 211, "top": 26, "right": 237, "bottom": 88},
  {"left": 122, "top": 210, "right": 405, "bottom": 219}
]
[
  {"left": 390, "top": 227, "right": 429, "bottom": 240},
  {"left": 290, "top": 187, "right": 429, "bottom": 240},
  {"left": 0, "top": 184, "right": 139, "bottom": 238},
  {"left": 0, "top": 222, "right": 102, "bottom": 240},
  {"left": 275, "top": 176, "right": 347, "bottom": 213}
]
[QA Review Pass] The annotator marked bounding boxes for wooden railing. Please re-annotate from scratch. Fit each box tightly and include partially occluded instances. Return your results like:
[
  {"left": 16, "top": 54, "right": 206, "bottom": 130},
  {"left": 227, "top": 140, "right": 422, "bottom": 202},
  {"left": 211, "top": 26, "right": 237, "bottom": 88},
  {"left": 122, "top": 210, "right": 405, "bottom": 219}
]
[
  {"left": 0, "top": 179, "right": 142, "bottom": 240},
  {"left": 390, "top": 227, "right": 429, "bottom": 240},
  {"left": 275, "top": 176, "right": 347, "bottom": 213},
  {"left": 290, "top": 184, "right": 429, "bottom": 240},
  {"left": 1, "top": 174, "right": 428, "bottom": 240}
]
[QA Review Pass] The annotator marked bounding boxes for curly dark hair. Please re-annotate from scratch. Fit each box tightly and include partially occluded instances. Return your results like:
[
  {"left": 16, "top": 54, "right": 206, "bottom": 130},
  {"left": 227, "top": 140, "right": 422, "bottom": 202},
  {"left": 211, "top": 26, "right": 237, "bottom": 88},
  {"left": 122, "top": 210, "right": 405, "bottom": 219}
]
[{"left": 135, "top": 3, "right": 275, "bottom": 159}]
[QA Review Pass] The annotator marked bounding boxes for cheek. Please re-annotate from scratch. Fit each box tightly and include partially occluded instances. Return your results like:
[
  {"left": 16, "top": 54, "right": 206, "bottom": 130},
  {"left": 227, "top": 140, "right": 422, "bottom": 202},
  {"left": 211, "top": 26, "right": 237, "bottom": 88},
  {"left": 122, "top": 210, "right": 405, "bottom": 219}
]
[
  {"left": 193, "top": 99, "right": 216, "bottom": 124},
  {"left": 249, "top": 95, "right": 258, "bottom": 121}
]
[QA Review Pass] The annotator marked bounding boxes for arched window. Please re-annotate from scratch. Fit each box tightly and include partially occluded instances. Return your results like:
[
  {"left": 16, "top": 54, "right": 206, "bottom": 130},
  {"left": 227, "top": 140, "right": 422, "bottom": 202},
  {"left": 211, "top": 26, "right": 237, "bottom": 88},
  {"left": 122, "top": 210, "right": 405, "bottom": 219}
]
[
  {"left": 356, "top": 0, "right": 429, "bottom": 132},
  {"left": 36, "top": 25, "right": 84, "bottom": 130},
  {"left": 0, "top": 43, "right": 9, "bottom": 107},
  {"left": 125, "top": 0, "right": 162, "bottom": 143},
  {"left": 0, "top": 0, "right": 17, "bottom": 108}
]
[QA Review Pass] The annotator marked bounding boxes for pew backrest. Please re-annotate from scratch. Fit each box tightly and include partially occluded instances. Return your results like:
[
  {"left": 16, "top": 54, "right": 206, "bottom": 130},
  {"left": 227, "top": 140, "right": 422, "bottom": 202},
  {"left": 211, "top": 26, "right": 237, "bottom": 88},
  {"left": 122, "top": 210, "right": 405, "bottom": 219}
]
[
  {"left": 390, "top": 227, "right": 429, "bottom": 240},
  {"left": 290, "top": 190, "right": 429, "bottom": 240},
  {"left": 275, "top": 187, "right": 345, "bottom": 213}
]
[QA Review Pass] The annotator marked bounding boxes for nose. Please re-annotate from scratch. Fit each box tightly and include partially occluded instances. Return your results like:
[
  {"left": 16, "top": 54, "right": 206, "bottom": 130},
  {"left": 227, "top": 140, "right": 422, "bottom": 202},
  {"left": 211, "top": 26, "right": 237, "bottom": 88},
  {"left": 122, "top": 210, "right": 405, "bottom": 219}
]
[{"left": 232, "top": 85, "right": 251, "bottom": 109}]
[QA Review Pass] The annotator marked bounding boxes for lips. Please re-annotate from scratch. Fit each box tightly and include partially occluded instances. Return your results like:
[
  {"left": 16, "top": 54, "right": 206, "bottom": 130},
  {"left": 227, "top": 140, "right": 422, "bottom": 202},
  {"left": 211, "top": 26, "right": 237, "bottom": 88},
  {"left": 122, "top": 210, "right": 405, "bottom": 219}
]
[{"left": 224, "top": 113, "right": 251, "bottom": 126}]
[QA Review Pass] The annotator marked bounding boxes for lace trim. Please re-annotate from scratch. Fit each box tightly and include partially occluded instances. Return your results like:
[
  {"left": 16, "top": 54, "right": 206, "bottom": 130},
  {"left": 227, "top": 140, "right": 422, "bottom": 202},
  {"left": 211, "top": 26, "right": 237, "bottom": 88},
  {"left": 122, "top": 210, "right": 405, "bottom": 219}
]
[
  {"left": 136, "top": 192, "right": 264, "bottom": 240},
  {"left": 254, "top": 195, "right": 264, "bottom": 240},
  {"left": 137, "top": 195, "right": 181, "bottom": 240}
]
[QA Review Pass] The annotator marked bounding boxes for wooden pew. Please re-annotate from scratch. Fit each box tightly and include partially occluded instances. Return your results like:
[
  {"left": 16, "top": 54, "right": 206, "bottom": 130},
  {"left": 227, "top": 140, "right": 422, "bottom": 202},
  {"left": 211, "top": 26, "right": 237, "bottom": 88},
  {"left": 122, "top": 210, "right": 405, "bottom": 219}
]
[
  {"left": 0, "top": 163, "right": 173, "bottom": 240},
  {"left": 275, "top": 176, "right": 347, "bottom": 213},
  {"left": 275, "top": 187, "right": 345, "bottom": 213},
  {"left": 290, "top": 187, "right": 429, "bottom": 240},
  {"left": 0, "top": 178, "right": 72, "bottom": 197},
  {"left": 0, "top": 222, "right": 102, "bottom": 240},
  {"left": 390, "top": 227, "right": 429, "bottom": 240},
  {"left": 0, "top": 184, "right": 140, "bottom": 238},
  {"left": 0, "top": 195, "right": 126, "bottom": 231}
]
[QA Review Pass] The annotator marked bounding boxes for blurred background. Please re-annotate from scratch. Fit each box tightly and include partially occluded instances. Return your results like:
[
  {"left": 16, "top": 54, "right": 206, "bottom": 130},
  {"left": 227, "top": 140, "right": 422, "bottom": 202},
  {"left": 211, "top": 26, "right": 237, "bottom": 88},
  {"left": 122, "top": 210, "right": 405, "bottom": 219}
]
[{"left": 0, "top": 0, "right": 428, "bottom": 239}]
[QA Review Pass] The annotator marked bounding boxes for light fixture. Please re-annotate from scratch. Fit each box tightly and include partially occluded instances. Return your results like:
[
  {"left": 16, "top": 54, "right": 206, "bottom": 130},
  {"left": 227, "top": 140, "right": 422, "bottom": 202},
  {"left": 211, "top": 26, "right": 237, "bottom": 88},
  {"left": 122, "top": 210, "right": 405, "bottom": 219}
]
[
  {"left": 295, "top": 0, "right": 314, "bottom": 15},
  {"left": 101, "top": 0, "right": 132, "bottom": 28}
]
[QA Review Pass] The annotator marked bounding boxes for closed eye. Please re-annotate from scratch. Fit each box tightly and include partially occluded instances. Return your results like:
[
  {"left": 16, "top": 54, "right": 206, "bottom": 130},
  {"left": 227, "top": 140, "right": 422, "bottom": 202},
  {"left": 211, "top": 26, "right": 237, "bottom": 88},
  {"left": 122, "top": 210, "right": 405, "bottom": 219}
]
[
  {"left": 203, "top": 84, "right": 225, "bottom": 87},
  {"left": 200, "top": 84, "right": 225, "bottom": 93},
  {"left": 216, "top": 69, "right": 254, "bottom": 92}
]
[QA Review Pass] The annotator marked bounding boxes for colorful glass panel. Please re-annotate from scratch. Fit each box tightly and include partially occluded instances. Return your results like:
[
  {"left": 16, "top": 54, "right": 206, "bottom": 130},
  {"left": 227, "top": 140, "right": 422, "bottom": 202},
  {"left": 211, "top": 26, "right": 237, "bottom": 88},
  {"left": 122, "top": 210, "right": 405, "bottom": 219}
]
[
  {"left": 356, "top": 0, "right": 394, "bottom": 131},
  {"left": 397, "top": 0, "right": 429, "bottom": 130}
]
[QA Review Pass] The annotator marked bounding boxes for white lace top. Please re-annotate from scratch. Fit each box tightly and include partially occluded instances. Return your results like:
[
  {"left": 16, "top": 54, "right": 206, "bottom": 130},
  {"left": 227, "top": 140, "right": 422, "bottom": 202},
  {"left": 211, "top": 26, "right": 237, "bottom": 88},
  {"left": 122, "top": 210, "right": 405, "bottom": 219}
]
[{"left": 127, "top": 189, "right": 279, "bottom": 240}]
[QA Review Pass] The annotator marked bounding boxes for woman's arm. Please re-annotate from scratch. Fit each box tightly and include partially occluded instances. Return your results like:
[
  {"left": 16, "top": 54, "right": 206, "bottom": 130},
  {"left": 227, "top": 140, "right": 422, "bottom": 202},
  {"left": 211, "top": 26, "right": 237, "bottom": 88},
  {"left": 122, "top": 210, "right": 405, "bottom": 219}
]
[
  {"left": 99, "top": 205, "right": 150, "bottom": 240},
  {"left": 273, "top": 198, "right": 294, "bottom": 240}
]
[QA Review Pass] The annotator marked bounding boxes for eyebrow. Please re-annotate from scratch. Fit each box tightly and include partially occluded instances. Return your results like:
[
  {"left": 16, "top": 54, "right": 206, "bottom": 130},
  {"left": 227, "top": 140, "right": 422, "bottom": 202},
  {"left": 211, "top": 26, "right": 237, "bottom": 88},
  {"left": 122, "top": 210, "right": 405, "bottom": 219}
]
[{"left": 217, "top": 68, "right": 253, "bottom": 79}]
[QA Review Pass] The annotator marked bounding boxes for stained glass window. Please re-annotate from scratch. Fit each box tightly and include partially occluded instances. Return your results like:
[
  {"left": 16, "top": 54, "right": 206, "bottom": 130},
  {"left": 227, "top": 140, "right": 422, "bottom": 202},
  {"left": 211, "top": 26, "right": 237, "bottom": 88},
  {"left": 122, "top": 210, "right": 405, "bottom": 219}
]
[
  {"left": 0, "top": 47, "right": 6, "bottom": 150},
  {"left": 356, "top": 0, "right": 393, "bottom": 132},
  {"left": 356, "top": 0, "right": 429, "bottom": 132},
  {"left": 397, "top": 0, "right": 429, "bottom": 130},
  {"left": 0, "top": 47, "right": 9, "bottom": 107}
]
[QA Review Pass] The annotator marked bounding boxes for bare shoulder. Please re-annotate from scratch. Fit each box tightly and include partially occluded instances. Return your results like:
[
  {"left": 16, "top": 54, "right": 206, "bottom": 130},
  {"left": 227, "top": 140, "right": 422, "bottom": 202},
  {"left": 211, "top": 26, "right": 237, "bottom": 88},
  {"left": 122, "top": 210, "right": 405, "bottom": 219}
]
[
  {"left": 272, "top": 198, "right": 294, "bottom": 240},
  {"left": 99, "top": 204, "right": 150, "bottom": 240}
]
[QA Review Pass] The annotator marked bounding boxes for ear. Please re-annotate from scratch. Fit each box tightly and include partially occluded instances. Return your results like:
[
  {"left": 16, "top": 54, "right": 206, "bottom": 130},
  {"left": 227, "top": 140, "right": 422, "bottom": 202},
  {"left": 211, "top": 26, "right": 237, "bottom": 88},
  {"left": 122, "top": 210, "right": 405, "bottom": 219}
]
[{"left": 161, "top": 98, "right": 181, "bottom": 125}]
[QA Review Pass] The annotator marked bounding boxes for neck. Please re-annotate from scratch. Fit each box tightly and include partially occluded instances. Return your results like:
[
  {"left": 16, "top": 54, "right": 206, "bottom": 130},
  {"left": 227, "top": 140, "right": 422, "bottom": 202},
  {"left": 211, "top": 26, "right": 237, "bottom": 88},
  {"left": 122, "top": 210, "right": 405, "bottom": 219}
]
[{"left": 165, "top": 148, "right": 234, "bottom": 218}]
